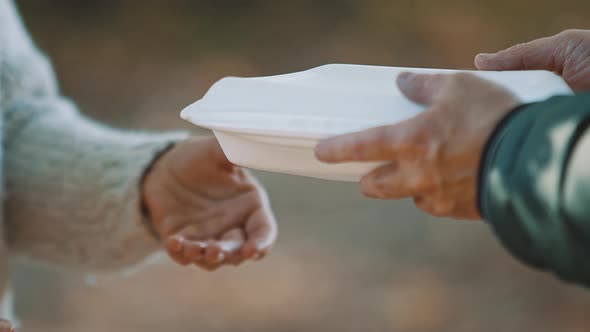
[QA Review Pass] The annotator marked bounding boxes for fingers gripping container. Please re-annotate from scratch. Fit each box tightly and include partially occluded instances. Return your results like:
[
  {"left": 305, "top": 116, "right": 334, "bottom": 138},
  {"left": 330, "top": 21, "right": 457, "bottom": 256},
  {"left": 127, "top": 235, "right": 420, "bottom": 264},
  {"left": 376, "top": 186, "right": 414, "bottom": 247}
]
[{"left": 181, "top": 64, "right": 572, "bottom": 181}]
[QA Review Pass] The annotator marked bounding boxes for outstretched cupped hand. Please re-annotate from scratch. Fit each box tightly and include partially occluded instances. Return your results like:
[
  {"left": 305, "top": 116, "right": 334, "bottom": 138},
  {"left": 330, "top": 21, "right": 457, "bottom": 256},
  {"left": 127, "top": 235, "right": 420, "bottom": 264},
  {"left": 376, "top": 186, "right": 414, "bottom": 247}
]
[
  {"left": 143, "top": 138, "right": 277, "bottom": 271},
  {"left": 315, "top": 72, "right": 520, "bottom": 220}
]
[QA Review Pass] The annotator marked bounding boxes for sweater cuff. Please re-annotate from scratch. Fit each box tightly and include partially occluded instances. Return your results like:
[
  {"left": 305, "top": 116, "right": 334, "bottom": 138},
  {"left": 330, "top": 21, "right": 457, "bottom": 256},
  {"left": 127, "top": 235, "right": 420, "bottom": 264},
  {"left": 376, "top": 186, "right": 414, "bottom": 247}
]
[
  {"left": 4, "top": 97, "right": 192, "bottom": 271},
  {"left": 133, "top": 135, "right": 189, "bottom": 243},
  {"left": 138, "top": 141, "right": 178, "bottom": 242}
]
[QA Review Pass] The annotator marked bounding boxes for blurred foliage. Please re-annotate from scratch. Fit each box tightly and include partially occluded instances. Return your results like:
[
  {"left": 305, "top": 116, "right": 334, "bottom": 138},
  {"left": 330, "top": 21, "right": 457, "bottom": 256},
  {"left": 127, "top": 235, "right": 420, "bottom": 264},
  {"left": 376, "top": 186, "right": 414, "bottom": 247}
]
[{"left": 11, "top": 1, "right": 590, "bottom": 331}]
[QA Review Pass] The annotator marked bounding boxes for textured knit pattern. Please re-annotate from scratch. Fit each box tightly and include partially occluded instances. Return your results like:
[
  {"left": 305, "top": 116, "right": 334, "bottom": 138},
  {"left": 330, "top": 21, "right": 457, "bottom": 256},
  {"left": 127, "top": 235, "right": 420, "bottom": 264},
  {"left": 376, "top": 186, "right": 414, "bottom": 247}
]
[
  {"left": 4, "top": 98, "right": 183, "bottom": 270},
  {"left": 0, "top": 0, "right": 188, "bottom": 318}
]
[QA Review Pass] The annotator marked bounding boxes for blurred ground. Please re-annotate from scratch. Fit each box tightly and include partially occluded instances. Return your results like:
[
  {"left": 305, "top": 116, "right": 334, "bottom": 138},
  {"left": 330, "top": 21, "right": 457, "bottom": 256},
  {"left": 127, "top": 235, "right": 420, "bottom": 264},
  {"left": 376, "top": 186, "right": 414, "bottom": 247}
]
[{"left": 10, "top": 1, "right": 590, "bottom": 331}]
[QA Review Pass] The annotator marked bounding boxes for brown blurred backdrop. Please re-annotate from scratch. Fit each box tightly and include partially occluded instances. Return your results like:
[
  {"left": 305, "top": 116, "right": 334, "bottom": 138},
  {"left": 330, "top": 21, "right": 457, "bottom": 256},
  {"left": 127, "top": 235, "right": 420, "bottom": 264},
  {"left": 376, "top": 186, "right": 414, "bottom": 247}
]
[{"left": 11, "top": 1, "right": 590, "bottom": 331}]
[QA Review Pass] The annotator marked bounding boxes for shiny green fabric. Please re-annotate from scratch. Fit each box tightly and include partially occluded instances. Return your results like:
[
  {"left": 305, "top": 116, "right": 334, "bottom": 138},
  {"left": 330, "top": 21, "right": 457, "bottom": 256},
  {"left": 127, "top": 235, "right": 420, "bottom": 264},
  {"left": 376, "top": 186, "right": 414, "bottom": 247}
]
[{"left": 480, "top": 94, "right": 590, "bottom": 287}]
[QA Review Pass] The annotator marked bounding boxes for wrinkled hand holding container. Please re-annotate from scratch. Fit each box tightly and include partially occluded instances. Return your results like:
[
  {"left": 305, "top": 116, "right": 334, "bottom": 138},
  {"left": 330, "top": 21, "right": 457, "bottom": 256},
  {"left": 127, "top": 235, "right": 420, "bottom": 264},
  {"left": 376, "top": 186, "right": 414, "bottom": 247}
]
[{"left": 181, "top": 64, "right": 573, "bottom": 181}]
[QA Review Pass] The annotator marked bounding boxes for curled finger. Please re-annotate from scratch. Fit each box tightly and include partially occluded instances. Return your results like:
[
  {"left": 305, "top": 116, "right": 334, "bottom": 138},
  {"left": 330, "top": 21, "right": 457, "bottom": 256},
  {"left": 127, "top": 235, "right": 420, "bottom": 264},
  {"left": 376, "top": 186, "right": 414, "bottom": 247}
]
[
  {"left": 242, "top": 207, "right": 278, "bottom": 260},
  {"left": 218, "top": 228, "right": 247, "bottom": 266}
]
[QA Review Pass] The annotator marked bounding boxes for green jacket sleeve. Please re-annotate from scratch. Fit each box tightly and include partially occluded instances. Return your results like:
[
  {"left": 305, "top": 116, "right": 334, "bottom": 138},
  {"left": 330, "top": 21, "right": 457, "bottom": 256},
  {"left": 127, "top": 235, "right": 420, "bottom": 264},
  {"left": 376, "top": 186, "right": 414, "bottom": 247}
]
[{"left": 479, "top": 93, "right": 590, "bottom": 287}]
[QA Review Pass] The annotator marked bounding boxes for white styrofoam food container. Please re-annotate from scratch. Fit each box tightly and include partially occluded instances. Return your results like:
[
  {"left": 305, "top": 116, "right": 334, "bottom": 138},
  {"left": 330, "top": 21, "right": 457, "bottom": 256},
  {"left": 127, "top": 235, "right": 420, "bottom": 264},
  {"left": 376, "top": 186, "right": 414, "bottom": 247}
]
[{"left": 181, "top": 64, "right": 572, "bottom": 181}]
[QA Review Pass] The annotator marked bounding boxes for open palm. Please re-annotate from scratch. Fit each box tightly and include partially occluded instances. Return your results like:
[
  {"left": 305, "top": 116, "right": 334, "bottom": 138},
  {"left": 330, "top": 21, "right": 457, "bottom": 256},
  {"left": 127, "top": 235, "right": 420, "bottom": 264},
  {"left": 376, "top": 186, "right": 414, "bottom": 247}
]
[{"left": 142, "top": 137, "right": 277, "bottom": 270}]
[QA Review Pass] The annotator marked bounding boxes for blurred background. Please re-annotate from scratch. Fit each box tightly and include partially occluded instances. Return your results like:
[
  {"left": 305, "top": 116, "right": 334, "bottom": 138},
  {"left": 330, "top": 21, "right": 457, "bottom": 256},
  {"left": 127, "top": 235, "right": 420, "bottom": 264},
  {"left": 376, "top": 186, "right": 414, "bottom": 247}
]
[{"left": 11, "top": 0, "right": 590, "bottom": 331}]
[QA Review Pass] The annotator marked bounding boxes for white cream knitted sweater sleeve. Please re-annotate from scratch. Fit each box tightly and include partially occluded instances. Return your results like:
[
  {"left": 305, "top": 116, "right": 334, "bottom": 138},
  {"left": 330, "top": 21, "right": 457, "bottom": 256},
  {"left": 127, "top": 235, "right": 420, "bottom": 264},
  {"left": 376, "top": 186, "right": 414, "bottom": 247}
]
[
  {"left": 4, "top": 97, "right": 188, "bottom": 271},
  {"left": 0, "top": 0, "right": 190, "bottom": 273}
]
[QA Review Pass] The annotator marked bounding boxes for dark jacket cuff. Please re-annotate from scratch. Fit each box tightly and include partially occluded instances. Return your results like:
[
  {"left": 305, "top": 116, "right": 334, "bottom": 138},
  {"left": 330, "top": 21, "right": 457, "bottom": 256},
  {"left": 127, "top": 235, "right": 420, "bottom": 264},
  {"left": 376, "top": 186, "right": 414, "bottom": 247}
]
[{"left": 477, "top": 103, "right": 534, "bottom": 219}]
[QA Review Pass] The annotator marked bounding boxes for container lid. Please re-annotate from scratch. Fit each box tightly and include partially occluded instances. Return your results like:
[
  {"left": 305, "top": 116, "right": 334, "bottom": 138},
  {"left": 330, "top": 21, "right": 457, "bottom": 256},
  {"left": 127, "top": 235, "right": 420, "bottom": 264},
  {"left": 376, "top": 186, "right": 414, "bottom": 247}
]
[{"left": 181, "top": 64, "right": 572, "bottom": 139}]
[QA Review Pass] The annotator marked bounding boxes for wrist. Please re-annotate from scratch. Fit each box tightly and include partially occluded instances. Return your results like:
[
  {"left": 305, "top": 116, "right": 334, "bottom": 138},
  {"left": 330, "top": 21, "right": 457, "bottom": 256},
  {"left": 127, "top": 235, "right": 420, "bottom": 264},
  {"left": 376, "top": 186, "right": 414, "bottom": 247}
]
[
  {"left": 477, "top": 102, "right": 532, "bottom": 218},
  {"left": 140, "top": 142, "right": 178, "bottom": 240}
]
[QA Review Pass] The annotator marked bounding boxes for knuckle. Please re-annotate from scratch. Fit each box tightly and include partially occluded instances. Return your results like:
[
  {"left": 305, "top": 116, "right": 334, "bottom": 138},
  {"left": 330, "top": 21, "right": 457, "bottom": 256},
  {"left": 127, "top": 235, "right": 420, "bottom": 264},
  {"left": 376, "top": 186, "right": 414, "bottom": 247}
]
[
  {"left": 412, "top": 176, "right": 433, "bottom": 192},
  {"left": 558, "top": 30, "right": 589, "bottom": 47},
  {"left": 560, "top": 29, "right": 581, "bottom": 39}
]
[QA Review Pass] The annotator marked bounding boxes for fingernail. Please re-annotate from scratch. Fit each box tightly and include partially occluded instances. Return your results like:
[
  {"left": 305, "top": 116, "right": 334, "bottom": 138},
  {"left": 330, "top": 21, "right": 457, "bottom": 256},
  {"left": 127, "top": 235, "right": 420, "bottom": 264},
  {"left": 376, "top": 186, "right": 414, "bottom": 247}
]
[
  {"left": 169, "top": 237, "right": 183, "bottom": 252},
  {"left": 398, "top": 71, "right": 418, "bottom": 86},
  {"left": 475, "top": 53, "right": 493, "bottom": 62},
  {"left": 396, "top": 72, "right": 412, "bottom": 86},
  {"left": 216, "top": 252, "right": 225, "bottom": 263}
]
